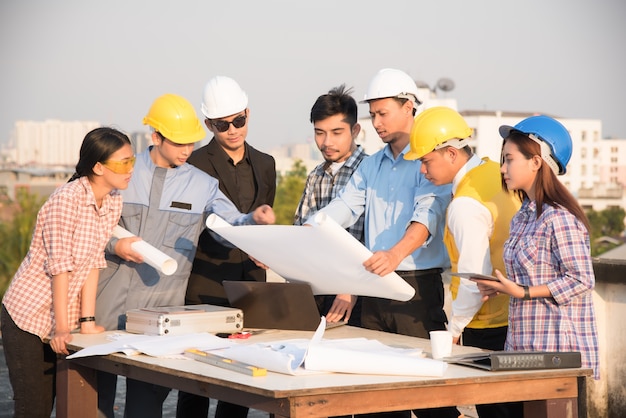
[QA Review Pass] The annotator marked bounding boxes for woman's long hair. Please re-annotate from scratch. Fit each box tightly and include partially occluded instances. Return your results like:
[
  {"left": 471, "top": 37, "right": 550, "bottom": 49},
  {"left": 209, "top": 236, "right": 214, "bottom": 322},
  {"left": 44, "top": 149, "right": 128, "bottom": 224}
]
[
  {"left": 502, "top": 132, "right": 590, "bottom": 231},
  {"left": 68, "top": 127, "right": 131, "bottom": 182}
]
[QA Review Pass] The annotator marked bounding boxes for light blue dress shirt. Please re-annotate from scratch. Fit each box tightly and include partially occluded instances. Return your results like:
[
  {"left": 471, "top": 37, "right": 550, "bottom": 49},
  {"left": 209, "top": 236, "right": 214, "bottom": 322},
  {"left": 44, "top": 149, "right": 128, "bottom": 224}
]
[{"left": 314, "top": 144, "right": 451, "bottom": 271}]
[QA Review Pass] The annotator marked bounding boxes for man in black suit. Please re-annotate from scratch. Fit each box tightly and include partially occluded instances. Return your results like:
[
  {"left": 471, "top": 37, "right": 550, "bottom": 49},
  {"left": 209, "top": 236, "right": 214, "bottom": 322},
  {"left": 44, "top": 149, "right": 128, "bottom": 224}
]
[{"left": 177, "top": 76, "right": 276, "bottom": 418}]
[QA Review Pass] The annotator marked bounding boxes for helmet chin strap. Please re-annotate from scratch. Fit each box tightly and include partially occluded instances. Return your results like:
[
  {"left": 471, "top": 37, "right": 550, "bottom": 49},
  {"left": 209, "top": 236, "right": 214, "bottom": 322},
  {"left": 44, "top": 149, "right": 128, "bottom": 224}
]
[
  {"left": 434, "top": 137, "right": 470, "bottom": 151},
  {"left": 397, "top": 92, "right": 422, "bottom": 107},
  {"left": 527, "top": 133, "right": 560, "bottom": 175}
]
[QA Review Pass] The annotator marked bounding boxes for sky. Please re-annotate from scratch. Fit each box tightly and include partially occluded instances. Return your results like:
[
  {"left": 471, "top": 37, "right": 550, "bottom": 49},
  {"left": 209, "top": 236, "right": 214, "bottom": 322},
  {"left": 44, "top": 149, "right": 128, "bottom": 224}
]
[{"left": 1, "top": 0, "right": 625, "bottom": 153}]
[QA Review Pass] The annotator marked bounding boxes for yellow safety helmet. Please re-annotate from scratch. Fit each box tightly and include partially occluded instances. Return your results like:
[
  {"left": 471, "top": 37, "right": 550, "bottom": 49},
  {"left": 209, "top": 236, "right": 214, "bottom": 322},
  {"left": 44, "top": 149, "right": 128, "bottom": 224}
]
[
  {"left": 405, "top": 106, "right": 473, "bottom": 160},
  {"left": 142, "top": 94, "right": 205, "bottom": 144}
]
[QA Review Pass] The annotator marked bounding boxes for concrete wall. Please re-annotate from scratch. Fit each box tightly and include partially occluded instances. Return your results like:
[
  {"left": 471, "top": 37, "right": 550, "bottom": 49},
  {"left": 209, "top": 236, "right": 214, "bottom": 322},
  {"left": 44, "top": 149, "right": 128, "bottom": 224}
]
[{"left": 587, "top": 259, "right": 626, "bottom": 417}]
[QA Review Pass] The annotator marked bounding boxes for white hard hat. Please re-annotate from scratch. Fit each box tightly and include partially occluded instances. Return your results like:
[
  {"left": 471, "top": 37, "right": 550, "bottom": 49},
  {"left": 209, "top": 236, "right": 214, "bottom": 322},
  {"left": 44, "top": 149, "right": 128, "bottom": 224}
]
[
  {"left": 201, "top": 76, "right": 249, "bottom": 119},
  {"left": 361, "top": 68, "right": 421, "bottom": 108}
]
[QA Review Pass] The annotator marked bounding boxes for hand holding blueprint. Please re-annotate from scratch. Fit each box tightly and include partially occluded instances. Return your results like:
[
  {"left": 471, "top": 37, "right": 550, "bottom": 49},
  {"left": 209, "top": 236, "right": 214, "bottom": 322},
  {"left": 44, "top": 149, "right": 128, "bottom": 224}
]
[{"left": 205, "top": 213, "right": 415, "bottom": 301}]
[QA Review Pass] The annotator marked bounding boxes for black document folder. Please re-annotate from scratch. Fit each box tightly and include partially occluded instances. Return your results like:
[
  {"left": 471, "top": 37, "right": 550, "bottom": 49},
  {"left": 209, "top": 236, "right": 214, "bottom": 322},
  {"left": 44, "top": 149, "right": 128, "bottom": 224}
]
[{"left": 445, "top": 351, "right": 582, "bottom": 371}]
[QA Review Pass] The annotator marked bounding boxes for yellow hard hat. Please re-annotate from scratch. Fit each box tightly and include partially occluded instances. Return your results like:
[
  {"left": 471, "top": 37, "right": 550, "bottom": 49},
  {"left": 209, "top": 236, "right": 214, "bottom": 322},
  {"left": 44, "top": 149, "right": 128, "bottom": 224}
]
[
  {"left": 142, "top": 94, "right": 205, "bottom": 144},
  {"left": 405, "top": 106, "right": 473, "bottom": 160}
]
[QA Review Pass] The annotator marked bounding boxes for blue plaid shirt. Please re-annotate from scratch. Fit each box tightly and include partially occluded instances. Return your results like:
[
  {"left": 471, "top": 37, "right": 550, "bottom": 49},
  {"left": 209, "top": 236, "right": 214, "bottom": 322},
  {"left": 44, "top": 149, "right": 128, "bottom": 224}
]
[
  {"left": 504, "top": 199, "right": 599, "bottom": 379},
  {"left": 294, "top": 145, "right": 367, "bottom": 243}
]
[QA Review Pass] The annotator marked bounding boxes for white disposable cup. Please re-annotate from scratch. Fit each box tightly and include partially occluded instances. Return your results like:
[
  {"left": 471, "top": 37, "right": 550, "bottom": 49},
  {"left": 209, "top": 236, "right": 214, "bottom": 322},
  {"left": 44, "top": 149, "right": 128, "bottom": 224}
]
[{"left": 429, "top": 330, "right": 453, "bottom": 360}]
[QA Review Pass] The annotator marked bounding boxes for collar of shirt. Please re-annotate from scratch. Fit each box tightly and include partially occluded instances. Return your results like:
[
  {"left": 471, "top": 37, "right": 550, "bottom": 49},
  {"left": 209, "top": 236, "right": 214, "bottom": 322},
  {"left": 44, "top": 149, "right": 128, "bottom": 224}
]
[
  {"left": 518, "top": 198, "right": 537, "bottom": 220},
  {"left": 343, "top": 145, "right": 367, "bottom": 169},
  {"left": 143, "top": 146, "right": 191, "bottom": 175},
  {"left": 317, "top": 145, "right": 366, "bottom": 176},
  {"left": 382, "top": 143, "right": 410, "bottom": 162},
  {"left": 77, "top": 176, "right": 96, "bottom": 206},
  {"left": 212, "top": 139, "right": 250, "bottom": 166},
  {"left": 451, "top": 154, "right": 483, "bottom": 195},
  {"left": 78, "top": 175, "right": 116, "bottom": 214}
]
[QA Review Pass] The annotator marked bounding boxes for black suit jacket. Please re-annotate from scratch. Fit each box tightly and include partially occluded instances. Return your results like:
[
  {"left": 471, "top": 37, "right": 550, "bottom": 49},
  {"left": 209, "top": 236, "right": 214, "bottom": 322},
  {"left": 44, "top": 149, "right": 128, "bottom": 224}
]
[{"left": 185, "top": 139, "right": 276, "bottom": 306}]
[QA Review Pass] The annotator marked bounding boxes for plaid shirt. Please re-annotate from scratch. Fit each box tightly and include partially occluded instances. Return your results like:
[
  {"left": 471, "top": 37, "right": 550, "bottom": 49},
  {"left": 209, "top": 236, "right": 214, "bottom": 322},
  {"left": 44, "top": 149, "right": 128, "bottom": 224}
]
[
  {"left": 294, "top": 145, "right": 367, "bottom": 242},
  {"left": 2, "top": 176, "right": 123, "bottom": 340},
  {"left": 504, "top": 199, "right": 599, "bottom": 379}
]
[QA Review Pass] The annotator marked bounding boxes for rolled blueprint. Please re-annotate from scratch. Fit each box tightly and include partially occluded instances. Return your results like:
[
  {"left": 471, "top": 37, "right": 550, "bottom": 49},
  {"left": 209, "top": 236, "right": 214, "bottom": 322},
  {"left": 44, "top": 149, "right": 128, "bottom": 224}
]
[{"left": 112, "top": 225, "right": 178, "bottom": 276}]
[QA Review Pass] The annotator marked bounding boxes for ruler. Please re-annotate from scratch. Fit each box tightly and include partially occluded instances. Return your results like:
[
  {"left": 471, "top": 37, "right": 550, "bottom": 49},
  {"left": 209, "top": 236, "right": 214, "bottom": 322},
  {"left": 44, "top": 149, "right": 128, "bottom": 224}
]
[{"left": 184, "top": 349, "right": 267, "bottom": 377}]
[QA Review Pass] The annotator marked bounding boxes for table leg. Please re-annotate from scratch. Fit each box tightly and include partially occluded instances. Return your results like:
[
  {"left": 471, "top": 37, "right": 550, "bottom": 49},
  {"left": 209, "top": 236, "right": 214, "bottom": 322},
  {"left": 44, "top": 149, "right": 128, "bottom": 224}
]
[{"left": 56, "top": 357, "right": 98, "bottom": 418}]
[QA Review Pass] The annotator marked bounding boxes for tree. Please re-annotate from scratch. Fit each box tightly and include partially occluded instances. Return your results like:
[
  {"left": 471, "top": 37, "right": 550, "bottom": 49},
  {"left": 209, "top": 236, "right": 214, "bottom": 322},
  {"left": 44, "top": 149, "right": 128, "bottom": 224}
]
[
  {"left": 273, "top": 159, "right": 308, "bottom": 225},
  {"left": 587, "top": 206, "right": 626, "bottom": 256},
  {"left": 0, "top": 189, "right": 45, "bottom": 298}
]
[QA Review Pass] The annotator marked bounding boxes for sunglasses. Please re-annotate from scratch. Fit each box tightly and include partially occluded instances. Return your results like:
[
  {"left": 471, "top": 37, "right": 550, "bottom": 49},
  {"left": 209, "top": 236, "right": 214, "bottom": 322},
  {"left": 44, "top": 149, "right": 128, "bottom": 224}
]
[
  {"left": 102, "top": 156, "right": 136, "bottom": 174},
  {"left": 210, "top": 114, "right": 247, "bottom": 132}
]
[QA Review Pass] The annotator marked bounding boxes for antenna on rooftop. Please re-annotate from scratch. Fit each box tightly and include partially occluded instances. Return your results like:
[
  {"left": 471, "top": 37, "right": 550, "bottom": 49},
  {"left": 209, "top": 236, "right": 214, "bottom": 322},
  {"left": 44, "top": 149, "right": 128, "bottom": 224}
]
[
  {"left": 414, "top": 77, "right": 456, "bottom": 95},
  {"left": 436, "top": 78, "right": 455, "bottom": 93}
]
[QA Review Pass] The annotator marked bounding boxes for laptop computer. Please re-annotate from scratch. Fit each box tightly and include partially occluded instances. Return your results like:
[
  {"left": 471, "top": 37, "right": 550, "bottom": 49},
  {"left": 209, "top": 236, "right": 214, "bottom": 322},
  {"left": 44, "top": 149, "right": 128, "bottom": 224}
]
[{"left": 223, "top": 281, "right": 346, "bottom": 331}]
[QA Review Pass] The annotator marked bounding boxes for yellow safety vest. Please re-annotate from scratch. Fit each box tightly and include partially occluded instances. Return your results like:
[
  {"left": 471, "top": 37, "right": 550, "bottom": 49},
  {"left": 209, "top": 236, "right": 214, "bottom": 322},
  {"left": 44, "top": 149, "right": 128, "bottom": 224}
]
[{"left": 444, "top": 158, "right": 521, "bottom": 329}]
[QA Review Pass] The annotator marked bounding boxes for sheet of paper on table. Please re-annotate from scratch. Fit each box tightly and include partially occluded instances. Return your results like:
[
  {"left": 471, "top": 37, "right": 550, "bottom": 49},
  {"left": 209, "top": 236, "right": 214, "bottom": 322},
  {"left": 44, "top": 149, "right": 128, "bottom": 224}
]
[
  {"left": 206, "top": 213, "right": 415, "bottom": 301},
  {"left": 66, "top": 319, "right": 447, "bottom": 377},
  {"left": 200, "top": 318, "right": 447, "bottom": 377},
  {"left": 66, "top": 332, "right": 234, "bottom": 359}
]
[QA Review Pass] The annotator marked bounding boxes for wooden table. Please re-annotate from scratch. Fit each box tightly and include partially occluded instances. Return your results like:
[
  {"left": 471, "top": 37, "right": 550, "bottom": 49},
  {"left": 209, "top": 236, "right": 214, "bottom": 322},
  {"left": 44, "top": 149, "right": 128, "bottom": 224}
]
[{"left": 57, "top": 327, "right": 590, "bottom": 418}]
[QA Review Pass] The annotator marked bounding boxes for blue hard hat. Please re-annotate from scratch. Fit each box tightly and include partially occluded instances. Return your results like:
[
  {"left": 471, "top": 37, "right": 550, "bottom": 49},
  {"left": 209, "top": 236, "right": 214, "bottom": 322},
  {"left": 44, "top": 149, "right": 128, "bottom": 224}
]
[{"left": 499, "top": 115, "right": 572, "bottom": 175}]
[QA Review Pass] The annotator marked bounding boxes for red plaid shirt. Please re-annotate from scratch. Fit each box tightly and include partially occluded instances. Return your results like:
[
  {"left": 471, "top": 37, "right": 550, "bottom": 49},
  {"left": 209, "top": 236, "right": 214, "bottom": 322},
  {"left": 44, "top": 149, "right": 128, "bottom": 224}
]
[{"left": 2, "top": 176, "right": 122, "bottom": 340}]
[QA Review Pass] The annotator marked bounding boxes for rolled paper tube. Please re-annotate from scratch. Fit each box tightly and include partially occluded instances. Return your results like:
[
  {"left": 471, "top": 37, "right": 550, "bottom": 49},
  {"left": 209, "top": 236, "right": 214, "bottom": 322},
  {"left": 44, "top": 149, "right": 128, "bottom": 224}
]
[{"left": 112, "top": 226, "right": 178, "bottom": 276}]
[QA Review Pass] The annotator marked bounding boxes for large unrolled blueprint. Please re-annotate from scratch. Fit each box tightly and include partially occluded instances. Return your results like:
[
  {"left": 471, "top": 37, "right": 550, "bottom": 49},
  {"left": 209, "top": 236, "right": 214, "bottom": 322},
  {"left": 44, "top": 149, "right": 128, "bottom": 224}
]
[
  {"left": 66, "top": 319, "right": 448, "bottom": 377},
  {"left": 210, "top": 318, "right": 447, "bottom": 377},
  {"left": 112, "top": 226, "right": 178, "bottom": 276},
  {"left": 206, "top": 213, "right": 415, "bottom": 301}
]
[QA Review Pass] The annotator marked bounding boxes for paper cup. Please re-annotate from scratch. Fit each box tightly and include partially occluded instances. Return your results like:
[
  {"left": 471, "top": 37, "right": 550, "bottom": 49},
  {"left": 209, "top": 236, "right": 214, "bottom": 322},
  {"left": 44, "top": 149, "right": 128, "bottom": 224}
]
[{"left": 429, "top": 330, "right": 453, "bottom": 360}]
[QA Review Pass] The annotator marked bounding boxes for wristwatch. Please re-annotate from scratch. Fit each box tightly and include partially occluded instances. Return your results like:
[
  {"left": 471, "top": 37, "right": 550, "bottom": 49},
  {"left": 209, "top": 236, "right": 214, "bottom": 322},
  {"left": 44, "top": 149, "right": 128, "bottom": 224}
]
[{"left": 521, "top": 285, "right": 531, "bottom": 300}]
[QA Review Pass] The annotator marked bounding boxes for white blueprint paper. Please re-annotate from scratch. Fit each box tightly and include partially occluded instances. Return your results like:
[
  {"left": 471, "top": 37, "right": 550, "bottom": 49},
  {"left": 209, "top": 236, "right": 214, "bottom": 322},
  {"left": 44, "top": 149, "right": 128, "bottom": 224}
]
[
  {"left": 209, "top": 318, "right": 446, "bottom": 377},
  {"left": 211, "top": 315, "right": 327, "bottom": 375},
  {"left": 67, "top": 321, "right": 447, "bottom": 377},
  {"left": 206, "top": 213, "right": 415, "bottom": 301},
  {"left": 305, "top": 342, "right": 446, "bottom": 377},
  {"left": 66, "top": 332, "right": 233, "bottom": 359}
]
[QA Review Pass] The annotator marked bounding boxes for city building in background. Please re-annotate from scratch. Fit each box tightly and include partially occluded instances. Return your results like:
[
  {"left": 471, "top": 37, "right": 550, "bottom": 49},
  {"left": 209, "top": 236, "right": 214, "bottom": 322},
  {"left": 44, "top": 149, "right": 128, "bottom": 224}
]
[
  {"left": 0, "top": 123, "right": 158, "bottom": 201},
  {"left": 276, "top": 84, "right": 626, "bottom": 213},
  {"left": 1, "top": 88, "right": 624, "bottom": 212},
  {"left": 130, "top": 131, "right": 152, "bottom": 154},
  {"left": 13, "top": 119, "right": 100, "bottom": 166},
  {"left": 0, "top": 119, "right": 99, "bottom": 200}
]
